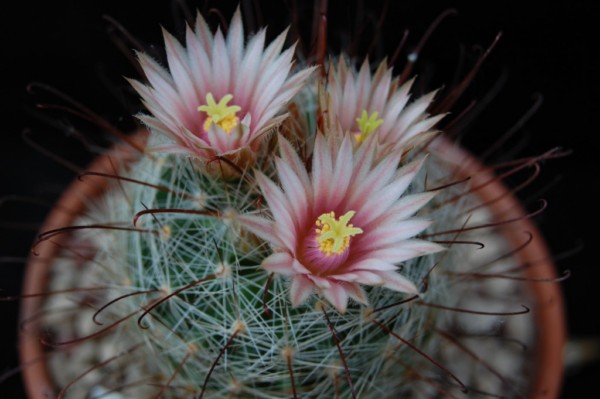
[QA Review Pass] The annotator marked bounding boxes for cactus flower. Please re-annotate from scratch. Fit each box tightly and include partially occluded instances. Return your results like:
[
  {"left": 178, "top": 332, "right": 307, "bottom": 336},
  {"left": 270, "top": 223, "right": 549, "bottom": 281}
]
[
  {"left": 130, "top": 8, "right": 315, "bottom": 166},
  {"left": 240, "top": 133, "right": 444, "bottom": 312},
  {"left": 327, "top": 58, "right": 444, "bottom": 150}
]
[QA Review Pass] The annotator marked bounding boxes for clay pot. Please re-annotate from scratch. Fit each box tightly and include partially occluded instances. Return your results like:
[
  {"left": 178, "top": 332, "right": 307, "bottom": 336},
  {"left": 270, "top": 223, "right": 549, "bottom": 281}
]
[
  {"left": 19, "top": 136, "right": 565, "bottom": 398},
  {"left": 434, "top": 138, "right": 566, "bottom": 398},
  {"left": 19, "top": 133, "right": 147, "bottom": 399}
]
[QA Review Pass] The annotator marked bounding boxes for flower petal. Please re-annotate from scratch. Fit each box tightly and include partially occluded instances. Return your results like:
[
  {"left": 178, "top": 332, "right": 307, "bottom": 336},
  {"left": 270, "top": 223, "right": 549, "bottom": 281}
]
[
  {"left": 334, "top": 270, "right": 384, "bottom": 285},
  {"left": 388, "top": 192, "right": 437, "bottom": 220},
  {"left": 321, "top": 282, "right": 350, "bottom": 313},
  {"left": 311, "top": 134, "right": 334, "bottom": 208},
  {"left": 361, "top": 219, "right": 433, "bottom": 250},
  {"left": 227, "top": 7, "right": 244, "bottom": 92},
  {"left": 327, "top": 135, "right": 354, "bottom": 208},
  {"left": 346, "top": 258, "right": 399, "bottom": 272},
  {"left": 255, "top": 172, "right": 296, "bottom": 237},
  {"left": 236, "top": 214, "right": 284, "bottom": 249},
  {"left": 211, "top": 28, "right": 231, "bottom": 96},
  {"left": 290, "top": 275, "right": 314, "bottom": 308},
  {"left": 344, "top": 283, "right": 369, "bottom": 306},
  {"left": 394, "top": 90, "right": 438, "bottom": 138},
  {"left": 377, "top": 271, "right": 419, "bottom": 294},
  {"left": 368, "top": 239, "right": 445, "bottom": 263},
  {"left": 261, "top": 252, "right": 296, "bottom": 275},
  {"left": 163, "top": 28, "right": 199, "bottom": 118}
]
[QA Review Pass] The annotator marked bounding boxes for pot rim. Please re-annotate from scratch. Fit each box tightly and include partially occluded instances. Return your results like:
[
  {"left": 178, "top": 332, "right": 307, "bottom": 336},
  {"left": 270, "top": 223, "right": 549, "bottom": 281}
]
[
  {"left": 18, "top": 133, "right": 147, "bottom": 399},
  {"left": 433, "top": 137, "right": 566, "bottom": 398}
]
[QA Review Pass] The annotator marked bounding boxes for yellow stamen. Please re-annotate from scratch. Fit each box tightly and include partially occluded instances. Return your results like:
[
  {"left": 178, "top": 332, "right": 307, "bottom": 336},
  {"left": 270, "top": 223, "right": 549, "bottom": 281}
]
[
  {"left": 198, "top": 93, "right": 241, "bottom": 134},
  {"left": 354, "top": 110, "right": 384, "bottom": 144},
  {"left": 315, "top": 211, "right": 363, "bottom": 256}
]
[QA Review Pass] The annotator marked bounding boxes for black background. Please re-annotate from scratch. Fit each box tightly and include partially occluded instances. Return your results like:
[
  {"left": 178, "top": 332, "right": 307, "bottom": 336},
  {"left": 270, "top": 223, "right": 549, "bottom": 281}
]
[{"left": 1, "top": 0, "right": 598, "bottom": 397}]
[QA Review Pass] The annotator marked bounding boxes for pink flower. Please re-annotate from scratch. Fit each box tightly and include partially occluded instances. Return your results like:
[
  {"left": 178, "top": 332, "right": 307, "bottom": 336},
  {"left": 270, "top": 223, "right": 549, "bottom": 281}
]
[
  {"left": 129, "top": 8, "right": 315, "bottom": 165},
  {"left": 326, "top": 58, "right": 444, "bottom": 150},
  {"left": 240, "top": 133, "right": 444, "bottom": 312}
]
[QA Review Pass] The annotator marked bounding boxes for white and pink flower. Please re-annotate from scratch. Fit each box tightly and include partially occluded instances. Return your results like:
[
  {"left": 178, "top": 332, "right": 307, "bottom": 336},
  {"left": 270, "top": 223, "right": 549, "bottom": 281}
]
[
  {"left": 130, "top": 8, "right": 315, "bottom": 165},
  {"left": 240, "top": 133, "right": 444, "bottom": 313},
  {"left": 326, "top": 58, "right": 444, "bottom": 151}
]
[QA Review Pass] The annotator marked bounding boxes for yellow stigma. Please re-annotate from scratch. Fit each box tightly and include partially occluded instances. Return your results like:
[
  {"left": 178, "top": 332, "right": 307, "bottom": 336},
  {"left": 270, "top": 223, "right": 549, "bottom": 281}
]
[
  {"left": 315, "top": 211, "right": 363, "bottom": 256},
  {"left": 354, "top": 110, "right": 384, "bottom": 144},
  {"left": 198, "top": 93, "right": 241, "bottom": 134}
]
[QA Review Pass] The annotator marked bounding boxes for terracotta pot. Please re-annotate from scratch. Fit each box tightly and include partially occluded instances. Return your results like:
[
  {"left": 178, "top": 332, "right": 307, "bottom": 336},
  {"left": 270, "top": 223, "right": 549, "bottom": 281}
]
[
  {"left": 19, "top": 133, "right": 147, "bottom": 399},
  {"left": 434, "top": 138, "right": 566, "bottom": 398},
  {"left": 19, "top": 136, "right": 565, "bottom": 398}
]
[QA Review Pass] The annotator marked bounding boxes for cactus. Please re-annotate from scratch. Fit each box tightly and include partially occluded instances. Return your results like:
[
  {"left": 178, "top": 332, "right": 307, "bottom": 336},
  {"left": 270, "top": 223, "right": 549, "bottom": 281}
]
[{"left": 21, "top": 5, "right": 564, "bottom": 399}]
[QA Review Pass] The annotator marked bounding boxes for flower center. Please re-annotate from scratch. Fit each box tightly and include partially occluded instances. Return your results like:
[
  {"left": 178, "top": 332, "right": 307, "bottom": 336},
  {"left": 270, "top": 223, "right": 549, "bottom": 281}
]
[
  {"left": 198, "top": 93, "right": 241, "bottom": 134},
  {"left": 354, "top": 110, "right": 383, "bottom": 144},
  {"left": 315, "top": 211, "right": 363, "bottom": 256}
]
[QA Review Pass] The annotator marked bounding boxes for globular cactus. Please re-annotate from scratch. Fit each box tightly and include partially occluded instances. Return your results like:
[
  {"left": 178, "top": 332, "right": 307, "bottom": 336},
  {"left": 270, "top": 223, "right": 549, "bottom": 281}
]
[{"left": 21, "top": 5, "right": 565, "bottom": 399}]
